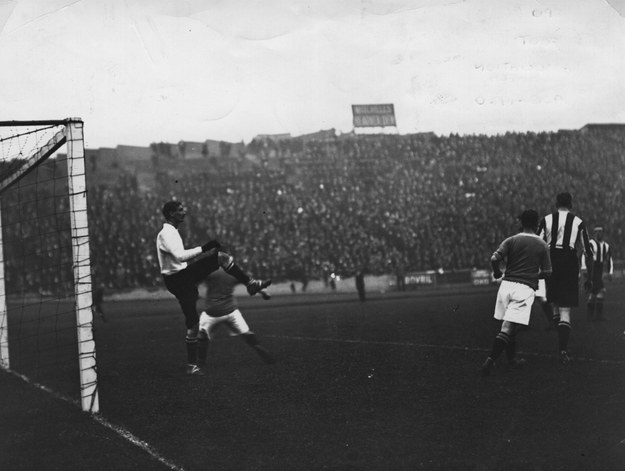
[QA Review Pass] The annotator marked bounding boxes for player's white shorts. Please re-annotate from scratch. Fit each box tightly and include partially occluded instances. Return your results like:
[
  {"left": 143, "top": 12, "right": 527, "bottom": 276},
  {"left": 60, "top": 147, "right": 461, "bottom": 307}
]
[
  {"left": 535, "top": 279, "right": 546, "bottom": 299},
  {"left": 494, "top": 280, "right": 536, "bottom": 326},
  {"left": 199, "top": 309, "right": 250, "bottom": 340}
]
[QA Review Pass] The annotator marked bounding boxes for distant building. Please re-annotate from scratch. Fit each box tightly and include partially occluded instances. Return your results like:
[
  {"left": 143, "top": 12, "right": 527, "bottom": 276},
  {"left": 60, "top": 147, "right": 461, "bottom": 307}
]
[
  {"left": 295, "top": 129, "right": 336, "bottom": 141},
  {"left": 117, "top": 145, "right": 152, "bottom": 161},
  {"left": 176, "top": 141, "right": 205, "bottom": 159},
  {"left": 580, "top": 123, "right": 625, "bottom": 133},
  {"left": 253, "top": 133, "right": 292, "bottom": 141}
]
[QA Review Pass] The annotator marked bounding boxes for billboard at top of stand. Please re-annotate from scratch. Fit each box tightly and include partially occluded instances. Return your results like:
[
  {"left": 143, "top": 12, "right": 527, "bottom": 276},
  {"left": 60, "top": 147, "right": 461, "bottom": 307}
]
[{"left": 352, "top": 104, "right": 396, "bottom": 128}]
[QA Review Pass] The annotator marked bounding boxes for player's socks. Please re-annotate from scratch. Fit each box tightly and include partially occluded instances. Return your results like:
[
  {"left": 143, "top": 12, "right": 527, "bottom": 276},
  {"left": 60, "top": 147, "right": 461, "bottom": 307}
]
[
  {"left": 197, "top": 337, "right": 209, "bottom": 366},
  {"left": 222, "top": 261, "right": 252, "bottom": 285},
  {"left": 242, "top": 333, "right": 275, "bottom": 364},
  {"left": 557, "top": 321, "right": 571, "bottom": 352},
  {"left": 488, "top": 331, "right": 510, "bottom": 362},
  {"left": 586, "top": 301, "right": 596, "bottom": 320},
  {"left": 505, "top": 334, "right": 517, "bottom": 364},
  {"left": 480, "top": 357, "right": 495, "bottom": 376},
  {"left": 185, "top": 335, "right": 198, "bottom": 365},
  {"left": 253, "top": 345, "right": 276, "bottom": 364},
  {"left": 595, "top": 299, "right": 607, "bottom": 320}
]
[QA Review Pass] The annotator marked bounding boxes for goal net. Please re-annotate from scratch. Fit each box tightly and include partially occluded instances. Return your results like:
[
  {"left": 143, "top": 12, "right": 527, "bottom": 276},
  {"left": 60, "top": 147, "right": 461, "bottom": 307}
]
[{"left": 0, "top": 119, "right": 98, "bottom": 413}]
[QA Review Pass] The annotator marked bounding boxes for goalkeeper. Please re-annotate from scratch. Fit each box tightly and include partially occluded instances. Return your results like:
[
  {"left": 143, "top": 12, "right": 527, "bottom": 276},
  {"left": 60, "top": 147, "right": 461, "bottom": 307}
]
[{"left": 156, "top": 200, "right": 271, "bottom": 375}]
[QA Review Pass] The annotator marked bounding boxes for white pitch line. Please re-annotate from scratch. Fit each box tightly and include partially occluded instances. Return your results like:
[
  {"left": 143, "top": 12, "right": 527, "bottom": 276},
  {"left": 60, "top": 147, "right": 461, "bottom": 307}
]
[
  {"left": 90, "top": 414, "right": 186, "bottom": 471},
  {"left": 266, "top": 334, "right": 625, "bottom": 365},
  {"left": 4, "top": 368, "right": 186, "bottom": 471}
]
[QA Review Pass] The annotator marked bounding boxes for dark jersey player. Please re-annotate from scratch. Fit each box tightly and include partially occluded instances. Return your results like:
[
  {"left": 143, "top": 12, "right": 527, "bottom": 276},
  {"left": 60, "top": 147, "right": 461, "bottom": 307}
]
[
  {"left": 481, "top": 209, "right": 552, "bottom": 376},
  {"left": 197, "top": 267, "right": 275, "bottom": 368}
]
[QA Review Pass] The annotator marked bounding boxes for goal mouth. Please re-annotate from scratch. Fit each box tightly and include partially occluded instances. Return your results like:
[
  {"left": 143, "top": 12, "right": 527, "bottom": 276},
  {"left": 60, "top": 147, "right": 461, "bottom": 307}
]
[
  {"left": 0, "top": 119, "right": 99, "bottom": 413},
  {"left": 0, "top": 120, "right": 69, "bottom": 195}
]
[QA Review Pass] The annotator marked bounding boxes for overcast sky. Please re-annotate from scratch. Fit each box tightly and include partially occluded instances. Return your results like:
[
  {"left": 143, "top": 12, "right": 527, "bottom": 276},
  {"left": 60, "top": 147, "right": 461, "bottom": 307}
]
[{"left": 1, "top": 0, "right": 625, "bottom": 149}]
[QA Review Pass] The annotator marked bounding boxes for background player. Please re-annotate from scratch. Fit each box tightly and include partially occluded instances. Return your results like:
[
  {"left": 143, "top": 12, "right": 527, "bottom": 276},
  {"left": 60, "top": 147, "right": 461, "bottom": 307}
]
[
  {"left": 198, "top": 267, "right": 275, "bottom": 369},
  {"left": 581, "top": 225, "right": 613, "bottom": 321},
  {"left": 481, "top": 209, "right": 552, "bottom": 376},
  {"left": 156, "top": 200, "right": 271, "bottom": 375},
  {"left": 538, "top": 192, "right": 593, "bottom": 364},
  {"left": 91, "top": 281, "right": 106, "bottom": 322}
]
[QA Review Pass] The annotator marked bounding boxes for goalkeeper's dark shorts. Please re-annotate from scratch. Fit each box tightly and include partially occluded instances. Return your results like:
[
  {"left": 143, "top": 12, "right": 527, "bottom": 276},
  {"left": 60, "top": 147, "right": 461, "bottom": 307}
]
[
  {"left": 546, "top": 248, "right": 579, "bottom": 308},
  {"left": 162, "top": 252, "right": 219, "bottom": 328}
]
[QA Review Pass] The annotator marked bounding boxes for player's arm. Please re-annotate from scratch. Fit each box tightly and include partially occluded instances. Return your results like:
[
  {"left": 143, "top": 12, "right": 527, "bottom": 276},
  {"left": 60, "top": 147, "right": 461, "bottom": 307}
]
[
  {"left": 579, "top": 222, "right": 593, "bottom": 290},
  {"left": 580, "top": 239, "right": 594, "bottom": 274},
  {"left": 539, "top": 246, "right": 552, "bottom": 279},
  {"left": 491, "top": 237, "right": 512, "bottom": 279},
  {"left": 490, "top": 247, "right": 506, "bottom": 280},
  {"left": 607, "top": 243, "right": 614, "bottom": 281},
  {"left": 159, "top": 232, "right": 202, "bottom": 262},
  {"left": 580, "top": 248, "right": 588, "bottom": 272},
  {"left": 537, "top": 217, "right": 546, "bottom": 239}
]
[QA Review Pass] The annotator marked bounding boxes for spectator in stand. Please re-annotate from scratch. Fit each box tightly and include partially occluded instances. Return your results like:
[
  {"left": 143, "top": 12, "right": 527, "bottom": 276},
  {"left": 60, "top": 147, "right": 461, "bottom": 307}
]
[{"left": 74, "top": 129, "right": 625, "bottom": 293}]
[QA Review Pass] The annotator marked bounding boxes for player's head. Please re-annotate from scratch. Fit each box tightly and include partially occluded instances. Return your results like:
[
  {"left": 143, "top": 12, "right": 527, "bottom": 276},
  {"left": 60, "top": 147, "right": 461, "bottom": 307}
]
[
  {"left": 593, "top": 225, "right": 604, "bottom": 240},
  {"left": 162, "top": 200, "right": 185, "bottom": 221},
  {"left": 519, "top": 209, "right": 539, "bottom": 231},
  {"left": 555, "top": 192, "right": 573, "bottom": 209}
]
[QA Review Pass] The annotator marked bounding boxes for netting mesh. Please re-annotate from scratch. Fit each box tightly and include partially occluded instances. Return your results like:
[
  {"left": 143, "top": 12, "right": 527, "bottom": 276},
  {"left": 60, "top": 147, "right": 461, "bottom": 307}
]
[{"left": 0, "top": 122, "right": 96, "bottom": 408}]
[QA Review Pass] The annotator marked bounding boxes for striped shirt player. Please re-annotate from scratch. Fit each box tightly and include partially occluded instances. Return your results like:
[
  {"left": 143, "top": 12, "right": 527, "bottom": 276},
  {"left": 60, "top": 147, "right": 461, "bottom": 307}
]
[
  {"left": 581, "top": 226, "right": 613, "bottom": 321},
  {"left": 480, "top": 209, "right": 552, "bottom": 376},
  {"left": 537, "top": 192, "right": 593, "bottom": 365}
]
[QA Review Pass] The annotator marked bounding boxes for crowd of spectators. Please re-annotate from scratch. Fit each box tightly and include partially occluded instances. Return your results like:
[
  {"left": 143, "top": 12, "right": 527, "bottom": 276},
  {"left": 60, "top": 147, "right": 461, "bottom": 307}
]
[{"left": 3, "top": 128, "right": 625, "bottom": 293}]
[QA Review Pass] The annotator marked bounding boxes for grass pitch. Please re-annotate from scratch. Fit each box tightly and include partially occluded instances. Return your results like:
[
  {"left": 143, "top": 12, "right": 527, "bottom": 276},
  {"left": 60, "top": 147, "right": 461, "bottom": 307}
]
[{"left": 2, "top": 284, "right": 625, "bottom": 470}]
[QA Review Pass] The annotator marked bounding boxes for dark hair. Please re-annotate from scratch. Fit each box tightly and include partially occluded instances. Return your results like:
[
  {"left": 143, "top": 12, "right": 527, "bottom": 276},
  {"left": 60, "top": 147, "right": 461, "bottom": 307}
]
[
  {"left": 519, "top": 209, "right": 539, "bottom": 229},
  {"left": 162, "top": 200, "right": 182, "bottom": 219},
  {"left": 555, "top": 192, "right": 573, "bottom": 209}
]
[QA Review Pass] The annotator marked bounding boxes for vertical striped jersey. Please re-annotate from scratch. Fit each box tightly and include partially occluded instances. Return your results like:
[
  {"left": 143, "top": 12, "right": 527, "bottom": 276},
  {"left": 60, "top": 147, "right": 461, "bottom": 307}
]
[
  {"left": 581, "top": 239, "right": 614, "bottom": 274},
  {"left": 538, "top": 210, "right": 593, "bottom": 257}
]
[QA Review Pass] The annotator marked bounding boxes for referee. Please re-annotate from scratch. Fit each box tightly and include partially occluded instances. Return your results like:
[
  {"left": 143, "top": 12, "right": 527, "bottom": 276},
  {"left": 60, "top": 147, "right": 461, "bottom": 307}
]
[{"left": 538, "top": 192, "right": 593, "bottom": 365}]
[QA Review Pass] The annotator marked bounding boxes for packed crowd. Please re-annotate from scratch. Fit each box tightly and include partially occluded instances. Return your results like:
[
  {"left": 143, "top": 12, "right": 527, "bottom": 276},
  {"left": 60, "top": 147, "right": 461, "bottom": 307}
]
[{"left": 3, "top": 129, "right": 624, "bottom": 292}]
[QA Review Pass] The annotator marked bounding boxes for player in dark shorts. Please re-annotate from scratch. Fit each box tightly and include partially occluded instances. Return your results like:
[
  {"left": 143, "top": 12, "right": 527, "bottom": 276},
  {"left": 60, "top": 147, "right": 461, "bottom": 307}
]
[
  {"left": 156, "top": 201, "right": 271, "bottom": 375},
  {"left": 581, "top": 225, "right": 613, "bottom": 321},
  {"left": 538, "top": 193, "right": 593, "bottom": 364}
]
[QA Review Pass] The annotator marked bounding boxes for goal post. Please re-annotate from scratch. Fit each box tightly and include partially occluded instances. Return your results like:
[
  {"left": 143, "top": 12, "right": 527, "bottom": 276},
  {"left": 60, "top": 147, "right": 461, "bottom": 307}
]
[{"left": 0, "top": 118, "right": 99, "bottom": 413}]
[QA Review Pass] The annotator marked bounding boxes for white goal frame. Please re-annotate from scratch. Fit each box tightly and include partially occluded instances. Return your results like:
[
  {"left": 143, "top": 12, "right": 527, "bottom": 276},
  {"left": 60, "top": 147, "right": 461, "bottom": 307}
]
[{"left": 0, "top": 118, "right": 99, "bottom": 413}]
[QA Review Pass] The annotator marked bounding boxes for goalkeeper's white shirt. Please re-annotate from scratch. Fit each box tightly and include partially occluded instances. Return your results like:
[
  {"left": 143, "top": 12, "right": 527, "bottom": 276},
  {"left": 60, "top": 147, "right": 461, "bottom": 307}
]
[{"left": 156, "top": 223, "right": 202, "bottom": 275}]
